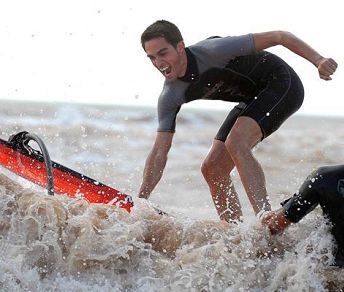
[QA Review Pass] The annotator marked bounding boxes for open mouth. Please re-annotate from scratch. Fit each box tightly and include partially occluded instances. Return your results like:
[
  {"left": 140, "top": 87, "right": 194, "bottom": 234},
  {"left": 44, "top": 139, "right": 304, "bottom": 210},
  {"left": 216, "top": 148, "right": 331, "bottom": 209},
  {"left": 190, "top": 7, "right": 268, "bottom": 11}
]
[{"left": 160, "top": 66, "right": 172, "bottom": 77}]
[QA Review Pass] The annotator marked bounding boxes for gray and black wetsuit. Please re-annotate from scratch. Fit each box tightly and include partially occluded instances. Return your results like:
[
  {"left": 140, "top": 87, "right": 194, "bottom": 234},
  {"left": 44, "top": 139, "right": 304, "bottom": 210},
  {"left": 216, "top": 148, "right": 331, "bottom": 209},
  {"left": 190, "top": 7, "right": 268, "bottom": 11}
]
[
  {"left": 157, "top": 34, "right": 304, "bottom": 141},
  {"left": 282, "top": 165, "right": 344, "bottom": 267}
]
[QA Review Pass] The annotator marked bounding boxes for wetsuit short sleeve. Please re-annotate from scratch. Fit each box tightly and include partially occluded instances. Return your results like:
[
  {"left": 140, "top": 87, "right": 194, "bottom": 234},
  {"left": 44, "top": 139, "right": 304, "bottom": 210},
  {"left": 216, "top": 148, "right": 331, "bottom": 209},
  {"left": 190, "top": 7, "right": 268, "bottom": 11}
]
[
  {"left": 193, "top": 34, "right": 256, "bottom": 65},
  {"left": 157, "top": 88, "right": 182, "bottom": 132},
  {"left": 157, "top": 102, "right": 181, "bottom": 132},
  {"left": 212, "top": 33, "right": 256, "bottom": 56}
]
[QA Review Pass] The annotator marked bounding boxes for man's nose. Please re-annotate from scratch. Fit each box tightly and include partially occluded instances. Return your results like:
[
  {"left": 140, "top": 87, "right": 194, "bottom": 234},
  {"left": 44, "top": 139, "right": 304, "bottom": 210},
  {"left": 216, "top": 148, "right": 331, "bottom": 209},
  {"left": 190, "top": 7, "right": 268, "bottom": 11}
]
[{"left": 153, "top": 57, "right": 164, "bottom": 68}]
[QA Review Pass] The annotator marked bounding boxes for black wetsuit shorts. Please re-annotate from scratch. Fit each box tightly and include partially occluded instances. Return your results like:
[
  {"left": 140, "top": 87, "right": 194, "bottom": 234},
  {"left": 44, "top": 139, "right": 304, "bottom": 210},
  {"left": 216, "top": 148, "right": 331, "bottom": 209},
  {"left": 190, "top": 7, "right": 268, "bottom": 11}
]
[
  {"left": 215, "top": 61, "right": 304, "bottom": 142},
  {"left": 282, "top": 165, "right": 344, "bottom": 266}
]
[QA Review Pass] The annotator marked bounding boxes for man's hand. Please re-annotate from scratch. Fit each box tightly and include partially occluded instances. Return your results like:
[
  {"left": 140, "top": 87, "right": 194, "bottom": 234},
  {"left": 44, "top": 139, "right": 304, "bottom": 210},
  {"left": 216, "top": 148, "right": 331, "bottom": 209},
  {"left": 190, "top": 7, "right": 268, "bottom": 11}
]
[
  {"left": 261, "top": 208, "right": 291, "bottom": 235},
  {"left": 316, "top": 57, "right": 338, "bottom": 80}
]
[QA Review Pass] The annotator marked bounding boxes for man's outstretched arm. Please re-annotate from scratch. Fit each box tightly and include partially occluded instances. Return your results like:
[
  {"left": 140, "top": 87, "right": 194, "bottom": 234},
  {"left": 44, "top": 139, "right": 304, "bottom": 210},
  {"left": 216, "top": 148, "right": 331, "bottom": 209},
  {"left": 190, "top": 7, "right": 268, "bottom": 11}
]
[
  {"left": 252, "top": 31, "right": 338, "bottom": 80},
  {"left": 138, "top": 132, "right": 174, "bottom": 199},
  {"left": 261, "top": 169, "right": 322, "bottom": 234}
]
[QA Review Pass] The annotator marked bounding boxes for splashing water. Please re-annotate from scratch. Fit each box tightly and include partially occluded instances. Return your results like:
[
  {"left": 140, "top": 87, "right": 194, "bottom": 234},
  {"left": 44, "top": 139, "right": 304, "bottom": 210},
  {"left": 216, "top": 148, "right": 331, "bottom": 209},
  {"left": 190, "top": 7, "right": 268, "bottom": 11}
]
[
  {"left": 1, "top": 101, "right": 344, "bottom": 291},
  {"left": 1, "top": 173, "right": 343, "bottom": 291}
]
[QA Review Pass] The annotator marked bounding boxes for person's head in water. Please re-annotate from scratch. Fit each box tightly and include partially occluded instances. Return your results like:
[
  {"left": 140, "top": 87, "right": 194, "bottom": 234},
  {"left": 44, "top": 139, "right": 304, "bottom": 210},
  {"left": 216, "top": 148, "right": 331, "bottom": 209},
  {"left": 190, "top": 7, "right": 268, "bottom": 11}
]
[{"left": 141, "top": 20, "right": 187, "bottom": 81}]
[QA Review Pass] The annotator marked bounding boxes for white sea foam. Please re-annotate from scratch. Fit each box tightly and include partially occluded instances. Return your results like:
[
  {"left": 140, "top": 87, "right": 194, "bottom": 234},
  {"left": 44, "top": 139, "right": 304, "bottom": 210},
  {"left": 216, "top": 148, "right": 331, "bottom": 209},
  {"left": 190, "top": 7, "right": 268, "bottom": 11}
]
[{"left": 0, "top": 100, "right": 344, "bottom": 291}]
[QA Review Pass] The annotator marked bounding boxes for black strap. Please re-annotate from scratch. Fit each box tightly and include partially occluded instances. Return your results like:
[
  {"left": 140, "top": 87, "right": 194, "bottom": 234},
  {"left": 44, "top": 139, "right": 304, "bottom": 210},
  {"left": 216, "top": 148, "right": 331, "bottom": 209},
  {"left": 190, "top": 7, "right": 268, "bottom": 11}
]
[{"left": 9, "top": 131, "right": 54, "bottom": 196}]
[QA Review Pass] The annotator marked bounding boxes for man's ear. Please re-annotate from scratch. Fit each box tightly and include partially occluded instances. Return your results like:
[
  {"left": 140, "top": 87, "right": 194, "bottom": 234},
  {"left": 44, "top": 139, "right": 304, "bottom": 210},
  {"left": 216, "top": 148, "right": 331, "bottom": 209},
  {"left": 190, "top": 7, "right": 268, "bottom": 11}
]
[{"left": 176, "top": 41, "right": 185, "bottom": 53}]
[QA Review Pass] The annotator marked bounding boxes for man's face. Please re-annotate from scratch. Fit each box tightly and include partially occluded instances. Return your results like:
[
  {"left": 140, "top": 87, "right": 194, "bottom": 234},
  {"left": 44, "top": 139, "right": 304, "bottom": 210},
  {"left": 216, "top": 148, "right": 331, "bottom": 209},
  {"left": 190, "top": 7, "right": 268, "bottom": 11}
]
[{"left": 144, "top": 37, "right": 185, "bottom": 81}]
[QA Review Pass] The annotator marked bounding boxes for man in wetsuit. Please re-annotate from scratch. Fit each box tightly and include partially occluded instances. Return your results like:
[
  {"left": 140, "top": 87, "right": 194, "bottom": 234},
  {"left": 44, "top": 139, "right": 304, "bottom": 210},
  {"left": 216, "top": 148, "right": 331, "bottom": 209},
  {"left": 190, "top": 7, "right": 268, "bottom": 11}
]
[
  {"left": 261, "top": 165, "right": 344, "bottom": 267},
  {"left": 138, "top": 20, "right": 338, "bottom": 222}
]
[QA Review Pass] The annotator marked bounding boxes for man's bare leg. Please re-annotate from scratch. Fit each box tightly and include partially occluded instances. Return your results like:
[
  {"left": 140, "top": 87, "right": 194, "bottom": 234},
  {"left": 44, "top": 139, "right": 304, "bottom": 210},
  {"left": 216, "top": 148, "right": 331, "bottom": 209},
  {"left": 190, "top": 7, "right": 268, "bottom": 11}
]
[
  {"left": 201, "top": 140, "right": 242, "bottom": 222},
  {"left": 225, "top": 116, "right": 271, "bottom": 215}
]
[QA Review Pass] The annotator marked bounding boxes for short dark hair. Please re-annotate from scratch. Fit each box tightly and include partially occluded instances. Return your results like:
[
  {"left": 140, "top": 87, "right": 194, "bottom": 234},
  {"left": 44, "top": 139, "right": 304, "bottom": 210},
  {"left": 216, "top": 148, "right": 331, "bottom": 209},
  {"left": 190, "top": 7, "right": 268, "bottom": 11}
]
[{"left": 141, "top": 20, "right": 183, "bottom": 50}]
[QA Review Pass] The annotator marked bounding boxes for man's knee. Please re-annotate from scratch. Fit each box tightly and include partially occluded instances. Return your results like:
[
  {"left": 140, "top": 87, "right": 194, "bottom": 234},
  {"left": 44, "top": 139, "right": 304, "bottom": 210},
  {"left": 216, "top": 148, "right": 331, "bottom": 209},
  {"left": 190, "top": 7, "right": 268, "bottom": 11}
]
[
  {"left": 201, "top": 160, "right": 234, "bottom": 187},
  {"left": 225, "top": 117, "right": 262, "bottom": 157},
  {"left": 201, "top": 157, "right": 217, "bottom": 180},
  {"left": 225, "top": 136, "right": 244, "bottom": 158},
  {"left": 225, "top": 133, "right": 252, "bottom": 159},
  {"left": 201, "top": 153, "right": 233, "bottom": 181}
]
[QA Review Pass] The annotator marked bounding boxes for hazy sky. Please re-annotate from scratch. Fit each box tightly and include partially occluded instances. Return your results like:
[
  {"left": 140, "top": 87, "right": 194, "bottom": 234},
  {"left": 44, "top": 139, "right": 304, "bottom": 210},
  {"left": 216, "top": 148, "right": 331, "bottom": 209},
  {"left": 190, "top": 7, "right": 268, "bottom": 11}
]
[{"left": 0, "top": 0, "right": 343, "bottom": 116}]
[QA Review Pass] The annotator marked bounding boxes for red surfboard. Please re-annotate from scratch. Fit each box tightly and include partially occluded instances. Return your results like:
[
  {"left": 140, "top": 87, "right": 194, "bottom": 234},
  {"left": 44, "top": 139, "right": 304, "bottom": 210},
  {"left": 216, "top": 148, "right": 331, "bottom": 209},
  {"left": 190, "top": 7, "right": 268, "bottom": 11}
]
[{"left": 0, "top": 132, "right": 133, "bottom": 213}]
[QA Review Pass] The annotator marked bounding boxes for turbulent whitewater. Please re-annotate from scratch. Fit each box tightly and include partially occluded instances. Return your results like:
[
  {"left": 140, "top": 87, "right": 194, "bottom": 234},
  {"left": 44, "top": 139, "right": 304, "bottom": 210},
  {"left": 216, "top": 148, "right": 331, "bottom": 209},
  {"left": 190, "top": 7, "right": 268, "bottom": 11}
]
[{"left": 0, "top": 100, "right": 343, "bottom": 291}]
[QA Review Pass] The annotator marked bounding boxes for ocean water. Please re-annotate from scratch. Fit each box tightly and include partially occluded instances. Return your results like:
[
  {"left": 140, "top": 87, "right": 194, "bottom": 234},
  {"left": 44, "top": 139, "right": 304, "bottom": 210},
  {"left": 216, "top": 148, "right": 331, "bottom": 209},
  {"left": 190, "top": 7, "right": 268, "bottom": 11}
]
[{"left": 0, "top": 100, "right": 344, "bottom": 291}]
